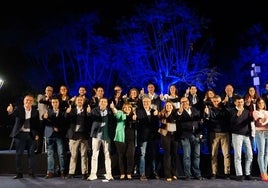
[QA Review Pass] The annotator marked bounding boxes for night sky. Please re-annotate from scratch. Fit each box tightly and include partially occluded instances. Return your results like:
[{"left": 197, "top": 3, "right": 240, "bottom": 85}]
[
  {"left": 0, "top": 0, "right": 267, "bottom": 104},
  {"left": 0, "top": 0, "right": 267, "bottom": 59}
]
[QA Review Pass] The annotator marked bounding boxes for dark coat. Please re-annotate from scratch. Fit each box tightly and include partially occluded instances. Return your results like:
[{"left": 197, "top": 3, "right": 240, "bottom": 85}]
[
  {"left": 177, "top": 107, "right": 201, "bottom": 139},
  {"left": 9, "top": 105, "right": 40, "bottom": 139}
]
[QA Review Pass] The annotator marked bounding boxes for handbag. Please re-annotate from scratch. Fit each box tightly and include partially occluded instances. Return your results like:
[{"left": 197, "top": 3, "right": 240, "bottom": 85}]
[{"left": 158, "top": 128, "right": 168, "bottom": 136}]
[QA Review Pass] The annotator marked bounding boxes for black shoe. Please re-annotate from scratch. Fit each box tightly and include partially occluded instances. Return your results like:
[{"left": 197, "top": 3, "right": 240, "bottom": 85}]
[
  {"left": 67, "top": 174, "right": 74, "bottom": 179},
  {"left": 235, "top": 175, "right": 244, "bottom": 181},
  {"left": 211, "top": 174, "right": 216, "bottom": 180},
  {"left": 60, "top": 171, "right": 65, "bottom": 178},
  {"left": 224, "top": 174, "right": 230, "bottom": 180},
  {"left": 185, "top": 176, "right": 191, "bottom": 181},
  {"left": 245, "top": 175, "right": 254, "bottom": 180},
  {"left": 153, "top": 171, "right": 160, "bottom": 180},
  {"left": 13, "top": 173, "right": 23, "bottom": 179},
  {"left": 82, "top": 174, "right": 88, "bottom": 180},
  {"left": 196, "top": 176, "right": 203, "bottom": 180},
  {"left": 29, "top": 173, "right": 36, "bottom": 178},
  {"left": 140, "top": 174, "right": 147, "bottom": 181}
]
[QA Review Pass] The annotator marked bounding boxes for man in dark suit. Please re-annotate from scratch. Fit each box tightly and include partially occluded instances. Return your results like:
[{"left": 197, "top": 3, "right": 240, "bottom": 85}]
[
  {"left": 43, "top": 96, "right": 66, "bottom": 178},
  {"left": 7, "top": 94, "right": 40, "bottom": 179},
  {"left": 178, "top": 96, "right": 203, "bottom": 180}
]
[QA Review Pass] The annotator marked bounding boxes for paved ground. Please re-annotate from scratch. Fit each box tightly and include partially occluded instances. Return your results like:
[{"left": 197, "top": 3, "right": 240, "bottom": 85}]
[{"left": 0, "top": 174, "right": 267, "bottom": 188}]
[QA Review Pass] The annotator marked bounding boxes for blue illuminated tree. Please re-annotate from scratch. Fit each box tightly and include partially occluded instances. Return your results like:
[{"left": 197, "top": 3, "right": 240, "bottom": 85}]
[
  {"left": 113, "top": 0, "right": 219, "bottom": 93},
  {"left": 22, "top": 14, "right": 118, "bottom": 94},
  {"left": 21, "top": 0, "right": 220, "bottom": 96}
]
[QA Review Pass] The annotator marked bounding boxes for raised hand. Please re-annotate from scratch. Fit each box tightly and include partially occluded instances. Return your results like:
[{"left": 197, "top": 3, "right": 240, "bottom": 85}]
[
  {"left": 87, "top": 104, "right": 91, "bottom": 113},
  {"left": 7, "top": 103, "right": 13, "bottom": 114},
  {"left": 43, "top": 110, "right": 48, "bottom": 119},
  {"left": 66, "top": 104, "right": 72, "bottom": 113}
]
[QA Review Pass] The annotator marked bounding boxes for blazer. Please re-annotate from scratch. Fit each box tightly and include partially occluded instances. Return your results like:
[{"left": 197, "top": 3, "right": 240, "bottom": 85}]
[
  {"left": 43, "top": 109, "right": 65, "bottom": 138},
  {"left": 178, "top": 106, "right": 201, "bottom": 139},
  {"left": 65, "top": 107, "right": 90, "bottom": 140},
  {"left": 89, "top": 106, "right": 114, "bottom": 142},
  {"left": 9, "top": 105, "right": 40, "bottom": 139},
  {"left": 136, "top": 108, "right": 159, "bottom": 144}
]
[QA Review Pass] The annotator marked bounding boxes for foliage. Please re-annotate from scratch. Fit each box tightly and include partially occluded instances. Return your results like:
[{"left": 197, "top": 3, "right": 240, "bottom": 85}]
[
  {"left": 114, "top": 0, "right": 218, "bottom": 93},
  {"left": 21, "top": 0, "right": 219, "bottom": 96}
]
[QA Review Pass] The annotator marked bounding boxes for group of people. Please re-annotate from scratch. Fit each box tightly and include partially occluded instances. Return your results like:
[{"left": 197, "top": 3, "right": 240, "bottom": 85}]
[{"left": 6, "top": 82, "right": 268, "bottom": 182}]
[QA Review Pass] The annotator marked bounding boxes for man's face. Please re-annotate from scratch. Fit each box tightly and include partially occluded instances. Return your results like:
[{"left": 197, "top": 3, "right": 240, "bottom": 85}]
[
  {"left": 225, "top": 85, "right": 233, "bottom": 95},
  {"left": 180, "top": 97, "right": 190, "bottom": 109},
  {"left": 190, "top": 86, "right": 197, "bottom": 95},
  {"left": 235, "top": 99, "right": 244, "bottom": 108},
  {"left": 212, "top": 98, "right": 221, "bottom": 107},
  {"left": 96, "top": 87, "right": 104, "bottom": 98},
  {"left": 75, "top": 96, "right": 84, "bottom": 107},
  {"left": 147, "top": 84, "right": 155, "bottom": 94},
  {"left": 142, "top": 98, "right": 151, "bottom": 109},
  {"left": 45, "top": 87, "right": 53, "bottom": 97},
  {"left": 51, "top": 99, "right": 60, "bottom": 109},
  {"left": 99, "top": 98, "right": 108, "bottom": 110},
  {"left": 79, "top": 87, "right": 87, "bottom": 96},
  {"left": 24, "top": 96, "right": 34, "bottom": 109}
]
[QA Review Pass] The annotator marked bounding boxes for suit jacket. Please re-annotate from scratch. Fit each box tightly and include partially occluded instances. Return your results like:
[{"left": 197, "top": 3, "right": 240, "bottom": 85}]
[
  {"left": 136, "top": 108, "right": 159, "bottom": 144},
  {"left": 178, "top": 106, "right": 201, "bottom": 139},
  {"left": 89, "top": 106, "right": 114, "bottom": 142},
  {"left": 65, "top": 107, "right": 90, "bottom": 139},
  {"left": 43, "top": 109, "right": 65, "bottom": 138},
  {"left": 9, "top": 105, "right": 40, "bottom": 139}
]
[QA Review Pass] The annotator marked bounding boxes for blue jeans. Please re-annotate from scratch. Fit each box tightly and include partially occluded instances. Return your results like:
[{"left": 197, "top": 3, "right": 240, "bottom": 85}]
[
  {"left": 180, "top": 135, "right": 201, "bottom": 177},
  {"left": 46, "top": 137, "right": 65, "bottom": 173},
  {"left": 231, "top": 133, "right": 253, "bottom": 176},
  {"left": 255, "top": 131, "right": 268, "bottom": 174},
  {"left": 139, "top": 140, "right": 157, "bottom": 175}
]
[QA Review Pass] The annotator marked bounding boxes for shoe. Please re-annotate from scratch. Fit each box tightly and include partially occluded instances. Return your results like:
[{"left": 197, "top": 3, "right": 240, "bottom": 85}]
[
  {"left": 153, "top": 171, "right": 160, "bottom": 179},
  {"left": 44, "top": 172, "right": 54, "bottom": 179},
  {"left": 166, "top": 178, "right": 172, "bottom": 182},
  {"left": 224, "top": 174, "right": 230, "bottom": 180},
  {"left": 245, "top": 175, "right": 254, "bottom": 180},
  {"left": 127, "top": 174, "right": 132, "bottom": 180},
  {"left": 82, "top": 174, "right": 88, "bottom": 180},
  {"left": 196, "top": 176, "right": 203, "bottom": 180},
  {"left": 66, "top": 174, "right": 74, "bottom": 179},
  {"left": 172, "top": 176, "right": 178, "bottom": 180},
  {"left": 120, "top": 174, "right": 125, "bottom": 180},
  {"left": 60, "top": 171, "right": 65, "bottom": 179},
  {"left": 87, "top": 174, "right": 97, "bottom": 181},
  {"left": 235, "top": 175, "right": 244, "bottom": 181},
  {"left": 185, "top": 176, "right": 191, "bottom": 181},
  {"left": 105, "top": 173, "right": 114, "bottom": 181},
  {"left": 13, "top": 173, "right": 23, "bottom": 179},
  {"left": 211, "top": 174, "right": 216, "bottom": 180},
  {"left": 261, "top": 173, "right": 268, "bottom": 182},
  {"left": 140, "top": 174, "right": 147, "bottom": 181},
  {"left": 29, "top": 173, "right": 36, "bottom": 178}
]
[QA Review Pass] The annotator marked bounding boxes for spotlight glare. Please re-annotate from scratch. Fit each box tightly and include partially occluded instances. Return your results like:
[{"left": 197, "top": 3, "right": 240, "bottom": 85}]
[{"left": 0, "top": 78, "right": 4, "bottom": 89}]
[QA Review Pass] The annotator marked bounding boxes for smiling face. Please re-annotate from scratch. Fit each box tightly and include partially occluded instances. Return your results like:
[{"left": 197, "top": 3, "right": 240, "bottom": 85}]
[
  {"left": 24, "top": 95, "right": 34, "bottom": 110},
  {"left": 165, "top": 102, "right": 174, "bottom": 112},
  {"left": 122, "top": 103, "right": 132, "bottom": 115},
  {"left": 99, "top": 98, "right": 108, "bottom": 110},
  {"left": 142, "top": 97, "right": 151, "bottom": 110},
  {"left": 256, "top": 98, "right": 266, "bottom": 110}
]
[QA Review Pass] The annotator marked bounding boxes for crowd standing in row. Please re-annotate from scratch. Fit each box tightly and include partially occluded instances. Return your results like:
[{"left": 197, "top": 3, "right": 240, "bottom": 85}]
[{"left": 6, "top": 82, "right": 268, "bottom": 182}]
